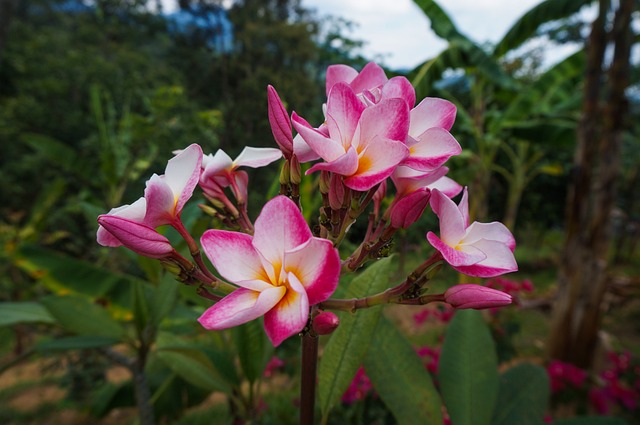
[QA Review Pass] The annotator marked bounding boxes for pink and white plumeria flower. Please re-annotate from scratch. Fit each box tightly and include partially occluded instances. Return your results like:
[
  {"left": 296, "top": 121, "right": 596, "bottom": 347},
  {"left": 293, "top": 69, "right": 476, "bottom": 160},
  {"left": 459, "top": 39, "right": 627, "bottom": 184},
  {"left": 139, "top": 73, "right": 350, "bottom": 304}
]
[
  {"left": 144, "top": 143, "right": 203, "bottom": 228},
  {"left": 200, "top": 147, "right": 282, "bottom": 204},
  {"left": 292, "top": 82, "right": 409, "bottom": 191},
  {"left": 97, "top": 197, "right": 147, "bottom": 248},
  {"left": 427, "top": 188, "right": 517, "bottom": 278},
  {"left": 198, "top": 196, "right": 340, "bottom": 346}
]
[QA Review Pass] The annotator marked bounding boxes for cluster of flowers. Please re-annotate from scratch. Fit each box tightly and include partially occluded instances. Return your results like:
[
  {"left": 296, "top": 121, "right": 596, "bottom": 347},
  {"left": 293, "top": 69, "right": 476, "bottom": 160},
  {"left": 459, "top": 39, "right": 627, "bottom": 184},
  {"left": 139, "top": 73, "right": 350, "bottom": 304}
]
[
  {"left": 547, "top": 359, "right": 588, "bottom": 394},
  {"left": 589, "top": 351, "right": 639, "bottom": 415},
  {"left": 413, "top": 305, "right": 455, "bottom": 326},
  {"left": 96, "top": 62, "right": 518, "bottom": 347}
]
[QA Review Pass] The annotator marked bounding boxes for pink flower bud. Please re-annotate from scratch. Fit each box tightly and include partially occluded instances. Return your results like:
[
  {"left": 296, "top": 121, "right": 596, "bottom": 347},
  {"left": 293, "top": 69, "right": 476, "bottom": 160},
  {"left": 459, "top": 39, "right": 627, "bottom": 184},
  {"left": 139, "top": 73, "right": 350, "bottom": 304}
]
[
  {"left": 328, "top": 173, "right": 345, "bottom": 210},
  {"left": 267, "top": 85, "right": 293, "bottom": 158},
  {"left": 97, "top": 215, "right": 174, "bottom": 259},
  {"left": 389, "top": 188, "right": 430, "bottom": 229},
  {"left": 444, "top": 284, "right": 512, "bottom": 310},
  {"left": 312, "top": 311, "right": 340, "bottom": 335}
]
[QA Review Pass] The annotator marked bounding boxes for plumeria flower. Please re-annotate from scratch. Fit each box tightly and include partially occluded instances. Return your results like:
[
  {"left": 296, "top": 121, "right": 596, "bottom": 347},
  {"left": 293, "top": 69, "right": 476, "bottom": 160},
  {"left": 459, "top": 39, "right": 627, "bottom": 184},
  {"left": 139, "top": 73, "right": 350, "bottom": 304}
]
[
  {"left": 427, "top": 188, "right": 518, "bottom": 277},
  {"left": 200, "top": 147, "right": 282, "bottom": 204},
  {"left": 97, "top": 215, "right": 174, "bottom": 259},
  {"left": 198, "top": 196, "right": 341, "bottom": 346},
  {"left": 292, "top": 82, "right": 409, "bottom": 191},
  {"left": 144, "top": 143, "right": 203, "bottom": 228}
]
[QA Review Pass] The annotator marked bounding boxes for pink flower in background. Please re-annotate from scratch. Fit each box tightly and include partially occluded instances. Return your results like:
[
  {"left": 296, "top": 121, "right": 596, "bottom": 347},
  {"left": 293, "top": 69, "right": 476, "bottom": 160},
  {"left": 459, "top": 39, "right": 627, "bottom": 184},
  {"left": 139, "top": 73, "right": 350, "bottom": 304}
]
[
  {"left": 198, "top": 196, "right": 340, "bottom": 346},
  {"left": 342, "top": 367, "right": 373, "bottom": 405},
  {"left": 293, "top": 82, "right": 409, "bottom": 191},
  {"left": 200, "top": 147, "right": 282, "bottom": 204},
  {"left": 144, "top": 143, "right": 203, "bottom": 228},
  {"left": 427, "top": 188, "right": 517, "bottom": 278}
]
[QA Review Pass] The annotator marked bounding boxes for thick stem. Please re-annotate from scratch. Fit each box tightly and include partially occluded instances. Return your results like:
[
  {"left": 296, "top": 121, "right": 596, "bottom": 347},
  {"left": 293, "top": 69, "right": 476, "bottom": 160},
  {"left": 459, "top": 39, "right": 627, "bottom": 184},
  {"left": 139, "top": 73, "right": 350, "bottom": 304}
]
[{"left": 300, "top": 331, "right": 319, "bottom": 425}]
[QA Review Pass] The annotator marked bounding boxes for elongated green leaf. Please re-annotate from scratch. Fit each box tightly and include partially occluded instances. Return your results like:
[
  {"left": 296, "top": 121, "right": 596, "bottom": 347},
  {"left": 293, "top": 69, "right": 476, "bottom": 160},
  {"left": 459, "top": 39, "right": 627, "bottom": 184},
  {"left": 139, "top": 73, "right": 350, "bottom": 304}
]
[
  {"left": 36, "top": 335, "right": 120, "bottom": 351},
  {"left": 438, "top": 310, "right": 498, "bottom": 425},
  {"left": 413, "top": 0, "right": 468, "bottom": 42},
  {"left": 494, "top": 0, "right": 592, "bottom": 57},
  {"left": 364, "top": 317, "right": 442, "bottom": 425},
  {"left": 156, "top": 347, "right": 231, "bottom": 394},
  {"left": 553, "top": 418, "right": 629, "bottom": 425},
  {"left": 41, "top": 295, "right": 126, "bottom": 340},
  {"left": 318, "top": 257, "right": 394, "bottom": 420},
  {"left": 149, "top": 273, "right": 178, "bottom": 328},
  {"left": 0, "top": 301, "right": 55, "bottom": 326},
  {"left": 21, "top": 133, "right": 79, "bottom": 174},
  {"left": 492, "top": 363, "right": 549, "bottom": 425},
  {"left": 234, "top": 319, "right": 271, "bottom": 384}
]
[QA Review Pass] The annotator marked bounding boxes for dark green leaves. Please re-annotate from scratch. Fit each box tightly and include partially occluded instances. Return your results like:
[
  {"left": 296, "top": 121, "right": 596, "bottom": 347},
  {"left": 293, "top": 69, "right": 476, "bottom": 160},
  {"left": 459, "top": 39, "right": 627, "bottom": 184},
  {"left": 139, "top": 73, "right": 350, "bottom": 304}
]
[{"left": 492, "top": 363, "right": 550, "bottom": 425}]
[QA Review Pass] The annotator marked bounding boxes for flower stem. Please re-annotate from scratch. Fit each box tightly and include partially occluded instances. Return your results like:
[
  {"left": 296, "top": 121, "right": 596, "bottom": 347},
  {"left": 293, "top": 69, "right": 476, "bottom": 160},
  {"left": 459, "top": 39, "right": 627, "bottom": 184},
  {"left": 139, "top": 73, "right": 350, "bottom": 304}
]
[{"left": 300, "top": 331, "right": 319, "bottom": 425}]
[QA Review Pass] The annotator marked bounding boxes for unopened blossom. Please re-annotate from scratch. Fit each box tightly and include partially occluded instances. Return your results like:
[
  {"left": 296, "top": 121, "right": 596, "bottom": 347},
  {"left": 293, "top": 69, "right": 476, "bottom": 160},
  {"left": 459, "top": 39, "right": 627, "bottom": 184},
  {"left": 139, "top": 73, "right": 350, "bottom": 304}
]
[
  {"left": 427, "top": 188, "right": 518, "bottom": 277},
  {"left": 97, "top": 197, "right": 147, "bottom": 248},
  {"left": 198, "top": 196, "right": 340, "bottom": 346},
  {"left": 144, "top": 143, "right": 203, "bottom": 228},
  {"left": 200, "top": 147, "right": 282, "bottom": 204},
  {"left": 292, "top": 82, "right": 409, "bottom": 191},
  {"left": 444, "top": 284, "right": 513, "bottom": 310},
  {"left": 312, "top": 311, "right": 340, "bottom": 335},
  {"left": 97, "top": 215, "right": 173, "bottom": 259}
]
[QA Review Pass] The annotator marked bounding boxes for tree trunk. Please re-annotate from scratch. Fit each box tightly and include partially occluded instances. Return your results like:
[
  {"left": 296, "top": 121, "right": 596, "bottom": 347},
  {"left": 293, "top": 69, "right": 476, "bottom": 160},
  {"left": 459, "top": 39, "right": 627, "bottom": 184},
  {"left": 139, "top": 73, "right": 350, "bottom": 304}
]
[{"left": 547, "top": 0, "right": 633, "bottom": 369}]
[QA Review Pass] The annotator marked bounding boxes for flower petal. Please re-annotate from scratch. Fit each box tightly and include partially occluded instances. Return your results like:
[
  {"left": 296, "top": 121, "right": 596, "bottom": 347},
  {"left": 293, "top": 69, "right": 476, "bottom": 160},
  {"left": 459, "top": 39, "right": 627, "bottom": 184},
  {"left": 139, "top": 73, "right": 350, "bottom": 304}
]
[
  {"left": 462, "top": 221, "right": 516, "bottom": 251},
  {"left": 292, "top": 112, "right": 345, "bottom": 162},
  {"left": 348, "top": 62, "right": 388, "bottom": 95},
  {"left": 389, "top": 189, "right": 431, "bottom": 229},
  {"left": 284, "top": 237, "right": 340, "bottom": 305},
  {"left": 267, "top": 85, "right": 294, "bottom": 155},
  {"left": 325, "top": 64, "right": 359, "bottom": 96},
  {"left": 403, "top": 127, "right": 461, "bottom": 172},
  {"left": 200, "top": 229, "right": 268, "bottom": 284},
  {"left": 355, "top": 98, "right": 409, "bottom": 146},
  {"left": 326, "top": 82, "right": 366, "bottom": 149},
  {"left": 380, "top": 76, "right": 416, "bottom": 108},
  {"left": 234, "top": 147, "right": 282, "bottom": 169},
  {"left": 429, "top": 189, "right": 466, "bottom": 245},
  {"left": 263, "top": 273, "right": 309, "bottom": 346},
  {"left": 97, "top": 215, "right": 173, "bottom": 258},
  {"left": 307, "top": 146, "right": 359, "bottom": 177},
  {"left": 144, "top": 174, "right": 177, "bottom": 227},
  {"left": 97, "top": 197, "right": 147, "bottom": 247},
  {"left": 252, "top": 196, "right": 313, "bottom": 268},
  {"left": 292, "top": 133, "right": 320, "bottom": 163},
  {"left": 427, "top": 232, "right": 486, "bottom": 267},
  {"left": 344, "top": 139, "right": 409, "bottom": 191},
  {"left": 198, "top": 286, "right": 285, "bottom": 330},
  {"left": 409, "top": 97, "right": 457, "bottom": 135},
  {"left": 165, "top": 144, "right": 203, "bottom": 213},
  {"left": 426, "top": 176, "right": 463, "bottom": 199},
  {"left": 454, "top": 239, "right": 518, "bottom": 277}
]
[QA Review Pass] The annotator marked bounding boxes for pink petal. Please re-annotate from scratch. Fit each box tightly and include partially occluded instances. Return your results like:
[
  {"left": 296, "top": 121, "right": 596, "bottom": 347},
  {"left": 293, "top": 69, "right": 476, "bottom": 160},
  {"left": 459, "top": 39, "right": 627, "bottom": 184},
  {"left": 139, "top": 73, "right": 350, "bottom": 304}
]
[
  {"left": 97, "top": 215, "right": 173, "bottom": 258},
  {"left": 307, "top": 146, "right": 359, "bottom": 176},
  {"left": 264, "top": 273, "right": 309, "bottom": 346},
  {"left": 390, "top": 189, "right": 431, "bottom": 229},
  {"left": 426, "top": 232, "right": 486, "bottom": 267},
  {"left": 200, "top": 230, "right": 268, "bottom": 284},
  {"left": 292, "top": 112, "right": 345, "bottom": 162},
  {"left": 381, "top": 76, "right": 416, "bottom": 108},
  {"left": 198, "top": 286, "right": 285, "bottom": 330},
  {"left": 165, "top": 144, "right": 203, "bottom": 214},
  {"left": 429, "top": 189, "right": 466, "bottom": 245},
  {"left": 234, "top": 147, "right": 282, "bottom": 168},
  {"left": 458, "top": 187, "right": 469, "bottom": 227},
  {"left": 454, "top": 239, "right": 518, "bottom": 278},
  {"left": 409, "top": 97, "right": 457, "bottom": 134},
  {"left": 325, "top": 64, "right": 359, "bottom": 96},
  {"left": 348, "top": 62, "right": 388, "bottom": 95},
  {"left": 144, "top": 174, "right": 177, "bottom": 227},
  {"left": 344, "top": 139, "right": 408, "bottom": 191},
  {"left": 444, "top": 284, "right": 513, "bottom": 309},
  {"left": 96, "top": 197, "right": 146, "bottom": 247},
  {"left": 462, "top": 222, "right": 516, "bottom": 251},
  {"left": 267, "top": 85, "right": 294, "bottom": 155},
  {"left": 325, "top": 83, "right": 366, "bottom": 149},
  {"left": 252, "top": 196, "right": 313, "bottom": 268},
  {"left": 284, "top": 237, "right": 340, "bottom": 305},
  {"left": 292, "top": 134, "right": 320, "bottom": 163},
  {"left": 355, "top": 98, "right": 409, "bottom": 146},
  {"left": 426, "top": 176, "right": 463, "bottom": 199},
  {"left": 403, "top": 127, "right": 461, "bottom": 172}
]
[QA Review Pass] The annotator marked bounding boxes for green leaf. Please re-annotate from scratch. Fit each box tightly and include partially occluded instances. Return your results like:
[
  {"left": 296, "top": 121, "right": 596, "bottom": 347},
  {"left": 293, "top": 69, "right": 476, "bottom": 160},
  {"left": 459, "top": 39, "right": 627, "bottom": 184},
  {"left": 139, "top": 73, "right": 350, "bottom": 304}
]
[
  {"left": 492, "top": 363, "right": 549, "bottom": 425},
  {"left": 438, "top": 310, "right": 498, "bottom": 425},
  {"left": 36, "top": 335, "right": 120, "bottom": 351},
  {"left": 0, "top": 301, "right": 55, "bottom": 326},
  {"left": 41, "top": 295, "right": 126, "bottom": 340},
  {"left": 553, "top": 418, "right": 630, "bottom": 425},
  {"left": 413, "top": 0, "right": 467, "bottom": 42},
  {"left": 318, "top": 257, "right": 394, "bottom": 420},
  {"left": 234, "top": 319, "right": 271, "bottom": 384},
  {"left": 364, "top": 317, "right": 443, "bottom": 425},
  {"left": 156, "top": 347, "right": 231, "bottom": 394},
  {"left": 131, "top": 280, "right": 150, "bottom": 337},
  {"left": 149, "top": 273, "right": 178, "bottom": 328}
]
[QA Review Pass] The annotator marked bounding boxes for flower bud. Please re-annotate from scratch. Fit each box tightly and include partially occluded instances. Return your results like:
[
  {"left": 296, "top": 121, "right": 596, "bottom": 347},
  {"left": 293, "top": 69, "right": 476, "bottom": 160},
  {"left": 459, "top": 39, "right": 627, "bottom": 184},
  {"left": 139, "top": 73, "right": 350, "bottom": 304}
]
[
  {"left": 444, "top": 284, "right": 512, "bottom": 310},
  {"left": 267, "top": 85, "right": 293, "bottom": 158},
  {"left": 97, "top": 215, "right": 174, "bottom": 259},
  {"left": 312, "top": 311, "right": 340, "bottom": 335},
  {"left": 319, "top": 170, "right": 331, "bottom": 194},
  {"left": 289, "top": 154, "right": 301, "bottom": 185},
  {"left": 389, "top": 189, "right": 430, "bottom": 229},
  {"left": 328, "top": 173, "right": 345, "bottom": 210},
  {"left": 279, "top": 159, "right": 291, "bottom": 185}
]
